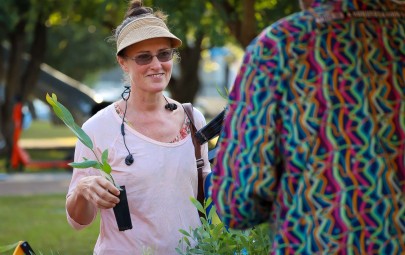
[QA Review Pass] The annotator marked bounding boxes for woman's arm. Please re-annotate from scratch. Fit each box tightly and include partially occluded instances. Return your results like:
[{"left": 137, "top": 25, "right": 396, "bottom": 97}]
[
  {"left": 66, "top": 136, "right": 120, "bottom": 229},
  {"left": 66, "top": 175, "right": 120, "bottom": 226}
]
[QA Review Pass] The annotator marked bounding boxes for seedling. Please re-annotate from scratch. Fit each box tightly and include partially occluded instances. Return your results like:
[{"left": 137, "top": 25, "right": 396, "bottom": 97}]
[
  {"left": 45, "top": 93, "right": 118, "bottom": 188},
  {"left": 176, "top": 198, "right": 272, "bottom": 255}
]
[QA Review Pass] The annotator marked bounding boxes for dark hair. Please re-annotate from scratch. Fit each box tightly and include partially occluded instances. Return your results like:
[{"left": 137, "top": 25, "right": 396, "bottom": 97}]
[
  {"left": 124, "top": 0, "right": 153, "bottom": 19},
  {"left": 113, "top": 0, "right": 168, "bottom": 56},
  {"left": 115, "top": 0, "right": 167, "bottom": 37}
]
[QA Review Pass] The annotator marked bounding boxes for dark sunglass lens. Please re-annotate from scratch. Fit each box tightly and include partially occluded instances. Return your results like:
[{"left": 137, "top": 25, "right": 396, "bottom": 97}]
[
  {"left": 157, "top": 50, "right": 173, "bottom": 62},
  {"left": 135, "top": 54, "right": 153, "bottom": 65}
]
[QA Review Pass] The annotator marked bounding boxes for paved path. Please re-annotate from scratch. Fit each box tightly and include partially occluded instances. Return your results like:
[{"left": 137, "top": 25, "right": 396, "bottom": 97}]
[{"left": 0, "top": 172, "right": 72, "bottom": 196}]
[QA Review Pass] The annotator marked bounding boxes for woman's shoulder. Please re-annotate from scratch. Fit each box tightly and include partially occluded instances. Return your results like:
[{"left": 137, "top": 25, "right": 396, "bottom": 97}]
[
  {"left": 191, "top": 105, "right": 205, "bottom": 121},
  {"left": 82, "top": 103, "right": 117, "bottom": 130},
  {"left": 187, "top": 104, "right": 207, "bottom": 129}
]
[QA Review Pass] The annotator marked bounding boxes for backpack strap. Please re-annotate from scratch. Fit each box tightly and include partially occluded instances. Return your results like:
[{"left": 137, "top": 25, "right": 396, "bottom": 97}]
[{"left": 182, "top": 103, "right": 205, "bottom": 210}]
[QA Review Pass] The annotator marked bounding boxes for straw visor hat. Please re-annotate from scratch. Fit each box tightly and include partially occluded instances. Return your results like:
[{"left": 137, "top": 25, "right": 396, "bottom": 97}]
[{"left": 116, "top": 15, "right": 182, "bottom": 55}]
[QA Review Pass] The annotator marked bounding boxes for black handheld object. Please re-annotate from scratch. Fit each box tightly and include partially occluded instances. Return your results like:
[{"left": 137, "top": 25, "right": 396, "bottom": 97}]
[
  {"left": 113, "top": 186, "right": 133, "bottom": 231},
  {"left": 195, "top": 109, "right": 226, "bottom": 145},
  {"left": 20, "top": 241, "right": 36, "bottom": 255},
  {"left": 195, "top": 109, "right": 226, "bottom": 163}
]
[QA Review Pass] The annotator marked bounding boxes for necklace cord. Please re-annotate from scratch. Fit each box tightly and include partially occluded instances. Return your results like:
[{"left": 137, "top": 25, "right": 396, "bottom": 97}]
[{"left": 121, "top": 86, "right": 134, "bottom": 165}]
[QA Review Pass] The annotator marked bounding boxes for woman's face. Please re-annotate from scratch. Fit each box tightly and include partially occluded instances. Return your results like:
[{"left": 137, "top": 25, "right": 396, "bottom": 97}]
[{"left": 119, "top": 37, "right": 173, "bottom": 94}]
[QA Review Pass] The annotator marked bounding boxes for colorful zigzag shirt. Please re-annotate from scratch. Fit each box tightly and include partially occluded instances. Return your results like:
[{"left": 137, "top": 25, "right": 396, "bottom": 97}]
[{"left": 212, "top": 0, "right": 405, "bottom": 254}]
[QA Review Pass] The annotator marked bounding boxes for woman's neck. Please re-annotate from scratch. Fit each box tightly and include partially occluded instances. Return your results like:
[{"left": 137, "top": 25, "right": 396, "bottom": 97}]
[{"left": 124, "top": 93, "right": 166, "bottom": 114}]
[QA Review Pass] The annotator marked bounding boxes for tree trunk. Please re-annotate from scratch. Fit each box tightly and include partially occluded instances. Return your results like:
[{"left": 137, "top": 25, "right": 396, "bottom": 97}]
[
  {"left": 209, "top": 0, "right": 256, "bottom": 48},
  {"left": 0, "top": 45, "right": 5, "bottom": 86},
  {"left": 240, "top": 0, "right": 256, "bottom": 48},
  {"left": 0, "top": 45, "right": 5, "bottom": 136},
  {"left": 169, "top": 33, "right": 203, "bottom": 104},
  {"left": 0, "top": 19, "right": 26, "bottom": 167},
  {"left": 21, "top": 11, "right": 47, "bottom": 103}
]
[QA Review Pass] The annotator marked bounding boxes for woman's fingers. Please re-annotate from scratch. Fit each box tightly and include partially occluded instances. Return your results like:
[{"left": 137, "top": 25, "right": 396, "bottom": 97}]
[{"left": 79, "top": 176, "right": 120, "bottom": 209}]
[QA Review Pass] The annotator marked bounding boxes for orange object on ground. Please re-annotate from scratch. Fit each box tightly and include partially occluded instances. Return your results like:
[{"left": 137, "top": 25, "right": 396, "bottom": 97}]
[{"left": 12, "top": 241, "right": 35, "bottom": 255}]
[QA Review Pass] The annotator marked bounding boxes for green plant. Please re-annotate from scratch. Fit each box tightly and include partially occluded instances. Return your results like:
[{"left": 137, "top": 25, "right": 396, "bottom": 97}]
[
  {"left": 0, "top": 242, "right": 19, "bottom": 254},
  {"left": 176, "top": 198, "right": 271, "bottom": 255},
  {"left": 45, "top": 93, "right": 117, "bottom": 188},
  {"left": 216, "top": 85, "right": 229, "bottom": 100}
]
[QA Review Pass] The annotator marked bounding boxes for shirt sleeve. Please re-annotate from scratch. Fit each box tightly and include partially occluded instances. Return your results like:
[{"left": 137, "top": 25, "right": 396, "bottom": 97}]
[{"left": 212, "top": 29, "right": 285, "bottom": 229}]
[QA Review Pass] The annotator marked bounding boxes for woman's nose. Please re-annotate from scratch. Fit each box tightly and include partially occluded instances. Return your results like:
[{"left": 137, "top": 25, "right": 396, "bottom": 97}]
[{"left": 149, "top": 55, "right": 162, "bottom": 67}]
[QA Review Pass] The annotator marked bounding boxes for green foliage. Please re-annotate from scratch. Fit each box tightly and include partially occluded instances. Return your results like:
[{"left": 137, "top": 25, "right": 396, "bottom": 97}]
[
  {"left": 44, "top": 18, "right": 118, "bottom": 82},
  {"left": 0, "top": 242, "right": 19, "bottom": 253},
  {"left": 0, "top": 0, "right": 23, "bottom": 36},
  {"left": 152, "top": 0, "right": 229, "bottom": 48},
  {"left": 176, "top": 198, "right": 271, "bottom": 255},
  {"left": 255, "top": 1, "right": 300, "bottom": 30},
  {"left": 45, "top": 93, "right": 117, "bottom": 187},
  {"left": 216, "top": 85, "right": 230, "bottom": 100}
]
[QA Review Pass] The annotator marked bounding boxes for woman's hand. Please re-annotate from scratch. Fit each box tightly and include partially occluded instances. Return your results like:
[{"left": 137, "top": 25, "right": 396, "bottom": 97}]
[{"left": 76, "top": 176, "right": 121, "bottom": 209}]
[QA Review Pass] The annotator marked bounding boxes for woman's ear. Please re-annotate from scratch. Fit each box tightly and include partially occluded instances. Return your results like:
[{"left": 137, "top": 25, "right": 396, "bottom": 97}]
[{"left": 117, "top": 56, "right": 128, "bottom": 72}]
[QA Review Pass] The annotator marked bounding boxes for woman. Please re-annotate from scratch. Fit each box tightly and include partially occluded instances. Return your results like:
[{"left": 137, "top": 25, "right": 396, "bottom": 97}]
[{"left": 65, "top": 1, "right": 211, "bottom": 254}]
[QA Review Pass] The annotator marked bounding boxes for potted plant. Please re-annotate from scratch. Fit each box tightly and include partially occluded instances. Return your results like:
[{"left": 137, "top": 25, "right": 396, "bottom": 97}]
[
  {"left": 176, "top": 198, "right": 272, "bottom": 255},
  {"left": 46, "top": 93, "right": 132, "bottom": 231}
]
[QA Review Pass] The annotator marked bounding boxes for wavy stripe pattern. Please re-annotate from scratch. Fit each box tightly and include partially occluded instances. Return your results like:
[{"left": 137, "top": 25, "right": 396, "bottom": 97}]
[{"left": 212, "top": 0, "right": 405, "bottom": 254}]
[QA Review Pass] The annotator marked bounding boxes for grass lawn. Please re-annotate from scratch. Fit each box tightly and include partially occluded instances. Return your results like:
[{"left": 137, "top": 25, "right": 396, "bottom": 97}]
[
  {"left": 1, "top": 121, "right": 98, "bottom": 254},
  {"left": 0, "top": 194, "right": 99, "bottom": 255},
  {"left": 21, "top": 120, "right": 74, "bottom": 139}
]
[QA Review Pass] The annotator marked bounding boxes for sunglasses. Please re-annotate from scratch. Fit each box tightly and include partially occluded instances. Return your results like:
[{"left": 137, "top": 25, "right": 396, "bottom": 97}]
[{"left": 125, "top": 48, "right": 175, "bottom": 65}]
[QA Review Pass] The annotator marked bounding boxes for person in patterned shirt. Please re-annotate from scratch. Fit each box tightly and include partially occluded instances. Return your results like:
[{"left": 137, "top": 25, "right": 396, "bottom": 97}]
[{"left": 211, "top": 0, "right": 405, "bottom": 254}]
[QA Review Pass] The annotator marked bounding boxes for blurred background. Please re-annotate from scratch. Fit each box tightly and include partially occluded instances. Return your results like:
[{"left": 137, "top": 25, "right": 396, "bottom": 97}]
[{"left": 0, "top": 0, "right": 299, "bottom": 253}]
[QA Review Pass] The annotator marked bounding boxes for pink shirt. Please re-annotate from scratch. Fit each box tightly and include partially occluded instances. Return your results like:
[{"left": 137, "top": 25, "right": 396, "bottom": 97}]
[{"left": 66, "top": 104, "right": 211, "bottom": 255}]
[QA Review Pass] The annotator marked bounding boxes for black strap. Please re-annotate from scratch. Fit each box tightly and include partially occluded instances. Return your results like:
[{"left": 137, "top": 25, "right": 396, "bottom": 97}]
[{"left": 182, "top": 103, "right": 205, "bottom": 217}]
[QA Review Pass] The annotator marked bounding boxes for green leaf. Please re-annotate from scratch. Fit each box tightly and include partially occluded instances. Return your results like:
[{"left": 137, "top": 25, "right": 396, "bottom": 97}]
[
  {"left": 179, "top": 229, "right": 191, "bottom": 237},
  {"left": 69, "top": 159, "right": 99, "bottom": 168},
  {"left": 224, "top": 86, "right": 229, "bottom": 97},
  {"left": 101, "top": 163, "right": 112, "bottom": 175},
  {"left": 215, "top": 85, "right": 229, "bottom": 100},
  {"left": 192, "top": 249, "right": 206, "bottom": 254},
  {"left": 100, "top": 149, "right": 112, "bottom": 174},
  {"left": 46, "top": 93, "right": 118, "bottom": 188},
  {"left": 174, "top": 248, "right": 185, "bottom": 255},
  {"left": 200, "top": 217, "right": 208, "bottom": 226},
  {"left": 46, "top": 93, "right": 93, "bottom": 149},
  {"left": 70, "top": 123, "right": 94, "bottom": 149},
  {"left": 212, "top": 222, "right": 225, "bottom": 238},
  {"left": 204, "top": 197, "right": 212, "bottom": 208},
  {"left": 190, "top": 197, "right": 205, "bottom": 215},
  {"left": 182, "top": 236, "right": 191, "bottom": 246},
  {"left": 207, "top": 204, "right": 216, "bottom": 220},
  {"left": 102, "top": 149, "right": 108, "bottom": 164},
  {"left": 0, "top": 242, "right": 19, "bottom": 253}
]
